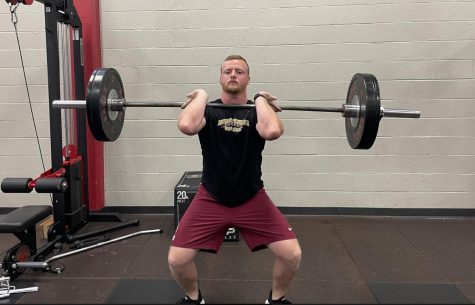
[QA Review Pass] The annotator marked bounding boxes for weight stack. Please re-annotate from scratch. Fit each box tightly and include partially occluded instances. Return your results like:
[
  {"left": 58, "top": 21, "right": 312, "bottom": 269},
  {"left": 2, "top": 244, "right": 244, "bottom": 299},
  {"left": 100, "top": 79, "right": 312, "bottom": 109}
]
[{"left": 174, "top": 171, "right": 239, "bottom": 242}]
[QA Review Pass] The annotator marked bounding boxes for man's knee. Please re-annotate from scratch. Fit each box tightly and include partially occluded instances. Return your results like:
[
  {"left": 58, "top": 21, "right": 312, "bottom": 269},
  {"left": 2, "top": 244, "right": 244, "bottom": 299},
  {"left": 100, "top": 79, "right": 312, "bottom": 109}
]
[
  {"left": 269, "top": 239, "right": 302, "bottom": 267},
  {"left": 286, "top": 245, "right": 302, "bottom": 268},
  {"left": 168, "top": 246, "right": 197, "bottom": 268}
]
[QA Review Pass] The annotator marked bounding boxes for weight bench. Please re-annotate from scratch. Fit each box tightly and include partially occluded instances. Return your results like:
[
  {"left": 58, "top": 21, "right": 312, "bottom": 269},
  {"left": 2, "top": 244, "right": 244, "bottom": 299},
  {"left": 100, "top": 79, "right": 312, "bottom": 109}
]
[{"left": 0, "top": 205, "right": 51, "bottom": 278}]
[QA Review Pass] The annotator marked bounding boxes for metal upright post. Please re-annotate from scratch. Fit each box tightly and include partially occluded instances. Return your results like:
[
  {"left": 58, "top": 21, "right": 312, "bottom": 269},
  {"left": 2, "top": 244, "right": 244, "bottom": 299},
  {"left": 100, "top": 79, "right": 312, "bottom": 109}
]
[{"left": 43, "top": 0, "right": 66, "bottom": 236}]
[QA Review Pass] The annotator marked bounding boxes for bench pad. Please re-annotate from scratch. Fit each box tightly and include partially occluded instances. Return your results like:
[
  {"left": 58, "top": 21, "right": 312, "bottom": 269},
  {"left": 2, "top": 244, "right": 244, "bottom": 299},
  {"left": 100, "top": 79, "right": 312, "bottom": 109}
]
[{"left": 0, "top": 205, "right": 52, "bottom": 233}]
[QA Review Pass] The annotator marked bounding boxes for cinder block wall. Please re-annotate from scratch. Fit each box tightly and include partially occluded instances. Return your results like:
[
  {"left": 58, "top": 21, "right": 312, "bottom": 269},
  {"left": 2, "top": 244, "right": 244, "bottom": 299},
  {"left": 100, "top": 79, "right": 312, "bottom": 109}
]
[
  {"left": 0, "top": 1, "right": 474, "bottom": 210},
  {"left": 0, "top": 3, "right": 50, "bottom": 206}
]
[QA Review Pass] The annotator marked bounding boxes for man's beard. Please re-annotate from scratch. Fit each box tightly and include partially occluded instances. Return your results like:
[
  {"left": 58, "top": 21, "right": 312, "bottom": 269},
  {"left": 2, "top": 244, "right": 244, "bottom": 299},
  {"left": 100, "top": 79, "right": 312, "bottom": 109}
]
[{"left": 222, "top": 83, "right": 242, "bottom": 94}]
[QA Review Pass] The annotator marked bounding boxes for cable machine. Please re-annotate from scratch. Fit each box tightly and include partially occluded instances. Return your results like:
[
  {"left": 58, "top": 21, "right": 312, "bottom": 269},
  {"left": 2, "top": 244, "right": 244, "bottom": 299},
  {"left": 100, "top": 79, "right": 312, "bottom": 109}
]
[{"left": 0, "top": 0, "right": 139, "bottom": 280}]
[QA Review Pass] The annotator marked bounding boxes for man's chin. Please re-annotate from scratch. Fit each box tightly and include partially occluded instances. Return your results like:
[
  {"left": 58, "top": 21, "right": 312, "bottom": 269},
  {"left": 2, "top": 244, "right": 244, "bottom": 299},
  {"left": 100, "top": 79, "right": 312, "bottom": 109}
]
[{"left": 223, "top": 86, "right": 240, "bottom": 94}]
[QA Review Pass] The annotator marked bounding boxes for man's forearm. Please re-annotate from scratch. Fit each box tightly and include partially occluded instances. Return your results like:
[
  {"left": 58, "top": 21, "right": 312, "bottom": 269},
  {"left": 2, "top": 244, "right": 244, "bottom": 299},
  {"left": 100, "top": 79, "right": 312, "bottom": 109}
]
[
  {"left": 177, "top": 90, "right": 208, "bottom": 135},
  {"left": 255, "top": 97, "right": 284, "bottom": 140}
]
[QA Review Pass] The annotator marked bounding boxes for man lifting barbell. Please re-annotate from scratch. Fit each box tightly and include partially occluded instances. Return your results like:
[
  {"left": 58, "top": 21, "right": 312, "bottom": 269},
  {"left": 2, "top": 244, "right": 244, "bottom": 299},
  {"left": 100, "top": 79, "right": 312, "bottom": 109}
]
[
  {"left": 52, "top": 68, "right": 420, "bottom": 149},
  {"left": 168, "top": 55, "right": 301, "bottom": 305},
  {"left": 50, "top": 55, "right": 421, "bottom": 304}
]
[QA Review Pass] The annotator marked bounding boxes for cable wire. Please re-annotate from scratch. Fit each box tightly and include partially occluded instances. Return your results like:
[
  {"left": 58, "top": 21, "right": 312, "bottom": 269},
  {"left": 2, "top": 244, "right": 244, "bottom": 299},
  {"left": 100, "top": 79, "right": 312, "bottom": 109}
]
[{"left": 8, "top": 3, "right": 52, "bottom": 203}]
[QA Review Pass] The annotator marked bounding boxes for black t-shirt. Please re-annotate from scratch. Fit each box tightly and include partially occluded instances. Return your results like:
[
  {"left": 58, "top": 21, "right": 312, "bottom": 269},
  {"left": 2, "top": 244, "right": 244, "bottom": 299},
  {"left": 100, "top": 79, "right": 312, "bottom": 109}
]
[{"left": 198, "top": 99, "right": 265, "bottom": 207}]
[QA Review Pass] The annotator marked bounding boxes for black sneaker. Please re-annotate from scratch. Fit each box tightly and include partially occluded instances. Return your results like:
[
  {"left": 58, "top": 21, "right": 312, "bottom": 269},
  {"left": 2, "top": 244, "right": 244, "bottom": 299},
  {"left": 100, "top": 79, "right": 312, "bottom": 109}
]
[
  {"left": 265, "top": 290, "right": 292, "bottom": 304},
  {"left": 176, "top": 290, "right": 205, "bottom": 304}
]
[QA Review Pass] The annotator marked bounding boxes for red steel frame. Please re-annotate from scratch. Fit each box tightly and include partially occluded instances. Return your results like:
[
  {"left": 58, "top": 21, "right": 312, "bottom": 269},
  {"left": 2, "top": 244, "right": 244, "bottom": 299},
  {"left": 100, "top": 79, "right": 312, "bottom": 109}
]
[{"left": 74, "top": 0, "right": 104, "bottom": 210}]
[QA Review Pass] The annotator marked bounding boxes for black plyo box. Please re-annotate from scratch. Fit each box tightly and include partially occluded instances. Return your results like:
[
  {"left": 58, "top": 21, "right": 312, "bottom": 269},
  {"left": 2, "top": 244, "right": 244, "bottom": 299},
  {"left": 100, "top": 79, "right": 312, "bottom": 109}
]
[{"left": 174, "top": 171, "right": 239, "bottom": 242}]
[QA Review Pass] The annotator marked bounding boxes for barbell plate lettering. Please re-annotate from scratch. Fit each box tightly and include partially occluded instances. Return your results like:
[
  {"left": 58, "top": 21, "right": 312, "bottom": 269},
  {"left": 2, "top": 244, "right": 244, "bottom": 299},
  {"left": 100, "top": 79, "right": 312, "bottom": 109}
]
[
  {"left": 86, "top": 68, "right": 125, "bottom": 142},
  {"left": 345, "top": 73, "right": 381, "bottom": 149}
]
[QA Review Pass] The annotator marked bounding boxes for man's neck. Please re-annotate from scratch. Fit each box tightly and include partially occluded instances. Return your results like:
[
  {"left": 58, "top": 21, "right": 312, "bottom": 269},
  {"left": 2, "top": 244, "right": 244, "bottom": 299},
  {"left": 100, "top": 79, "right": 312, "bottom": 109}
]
[{"left": 221, "top": 92, "right": 248, "bottom": 105}]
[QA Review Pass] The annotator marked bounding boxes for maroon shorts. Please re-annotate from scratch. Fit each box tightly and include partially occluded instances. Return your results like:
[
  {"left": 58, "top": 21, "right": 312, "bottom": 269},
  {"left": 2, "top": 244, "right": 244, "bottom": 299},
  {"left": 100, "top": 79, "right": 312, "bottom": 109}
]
[{"left": 171, "top": 185, "right": 296, "bottom": 253}]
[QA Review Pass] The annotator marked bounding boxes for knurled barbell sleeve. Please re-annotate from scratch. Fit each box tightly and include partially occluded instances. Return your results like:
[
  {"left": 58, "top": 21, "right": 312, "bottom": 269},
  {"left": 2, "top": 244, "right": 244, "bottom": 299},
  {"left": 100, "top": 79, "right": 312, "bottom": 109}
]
[
  {"left": 381, "top": 107, "right": 421, "bottom": 118},
  {"left": 52, "top": 100, "right": 86, "bottom": 109}
]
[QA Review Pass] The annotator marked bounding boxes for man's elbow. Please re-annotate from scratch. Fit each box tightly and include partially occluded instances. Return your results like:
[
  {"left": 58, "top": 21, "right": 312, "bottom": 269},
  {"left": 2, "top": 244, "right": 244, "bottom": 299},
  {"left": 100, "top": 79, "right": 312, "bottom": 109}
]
[
  {"left": 177, "top": 120, "right": 198, "bottom": 136},
  {"left": 260, "top": 125, "right": 284, "bottom": 141}
]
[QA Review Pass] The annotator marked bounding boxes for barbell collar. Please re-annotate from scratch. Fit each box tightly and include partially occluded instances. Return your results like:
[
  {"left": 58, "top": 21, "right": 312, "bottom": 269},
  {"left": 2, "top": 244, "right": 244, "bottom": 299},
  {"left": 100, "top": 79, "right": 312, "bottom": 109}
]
[{"left": 342, "top": 104, "right": 421, "bottom": 118}]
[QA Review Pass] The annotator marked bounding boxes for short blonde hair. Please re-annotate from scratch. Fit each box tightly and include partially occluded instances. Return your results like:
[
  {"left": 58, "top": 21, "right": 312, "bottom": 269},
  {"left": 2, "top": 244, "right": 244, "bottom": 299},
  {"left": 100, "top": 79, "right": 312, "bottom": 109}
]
[{"left": 222, "top": 55, "right": 249, "bottom": 75}]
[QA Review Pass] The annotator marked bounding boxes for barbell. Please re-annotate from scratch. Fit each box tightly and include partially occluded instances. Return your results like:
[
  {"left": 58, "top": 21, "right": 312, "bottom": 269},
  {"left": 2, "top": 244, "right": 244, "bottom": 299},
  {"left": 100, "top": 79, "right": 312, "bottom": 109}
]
[{"left": 52, "top": 68, "right": 421, "bottom": 149}]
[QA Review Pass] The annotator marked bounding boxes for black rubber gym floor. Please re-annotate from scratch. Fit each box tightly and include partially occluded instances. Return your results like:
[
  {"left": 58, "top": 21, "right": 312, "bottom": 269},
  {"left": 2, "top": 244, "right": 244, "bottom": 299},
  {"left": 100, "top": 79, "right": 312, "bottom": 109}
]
[{"left": 1, "top": 213, "right": 475, "bottom": 304}]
